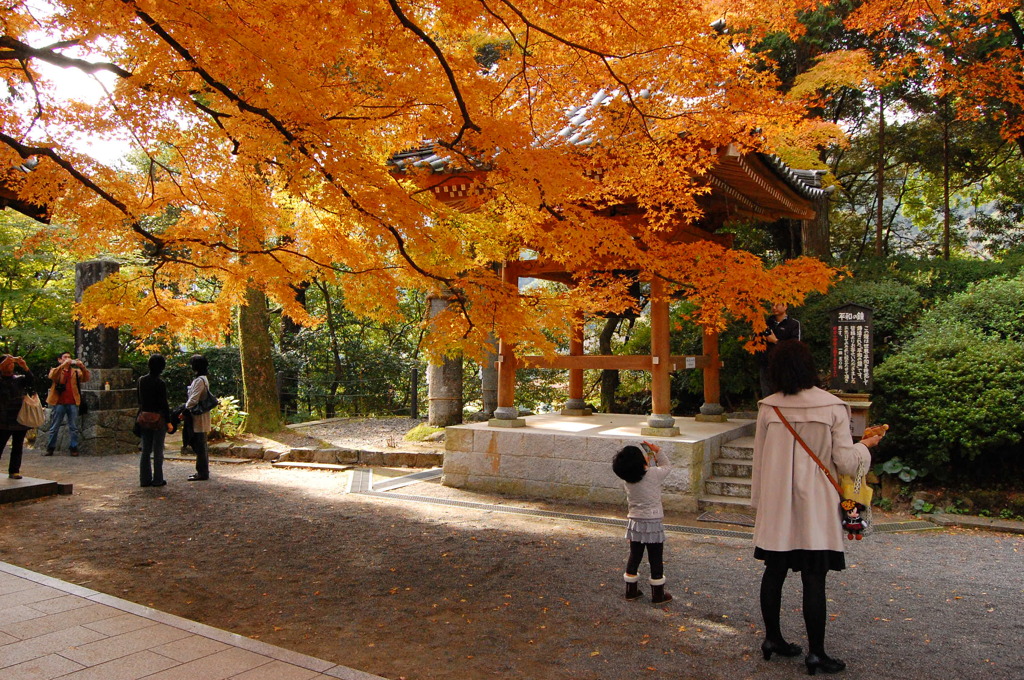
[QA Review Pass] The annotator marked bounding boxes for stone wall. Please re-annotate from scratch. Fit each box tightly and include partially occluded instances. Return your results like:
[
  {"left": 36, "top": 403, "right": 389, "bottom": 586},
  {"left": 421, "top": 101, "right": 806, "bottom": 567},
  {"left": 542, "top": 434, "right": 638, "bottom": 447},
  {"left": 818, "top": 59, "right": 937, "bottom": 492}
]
[{"left": 442, "top": 416, "right": 755, "bottom": 512}]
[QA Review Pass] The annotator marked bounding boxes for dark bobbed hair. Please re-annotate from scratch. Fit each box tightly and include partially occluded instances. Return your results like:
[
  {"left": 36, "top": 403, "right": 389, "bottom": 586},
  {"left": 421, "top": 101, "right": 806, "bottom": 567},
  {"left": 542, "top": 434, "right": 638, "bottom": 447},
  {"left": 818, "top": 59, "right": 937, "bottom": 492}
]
[
  {"left": 190, "top": 354, "right": 209, "bottom": 376},
  {"left": 767, "top": 340, "right": 819, "bottom": 395},
  {"left": 612, "top": 445, "right": 648, "bottom": 484},
  {"left": 147, "top": 354, "right": 166, "bottom": 376}
]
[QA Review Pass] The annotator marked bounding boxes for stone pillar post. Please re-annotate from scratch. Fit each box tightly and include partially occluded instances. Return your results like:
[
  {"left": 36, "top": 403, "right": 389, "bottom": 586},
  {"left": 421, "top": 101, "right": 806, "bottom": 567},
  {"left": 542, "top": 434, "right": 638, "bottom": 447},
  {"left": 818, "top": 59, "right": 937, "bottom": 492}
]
[
  {"left": 479, "top": 333, "right": 498, "bottom": 418},
  {"left": 48, "top": 260, "right": 139, "bottom": 455},
  {"left": 427, "top": 291, "right": 464, "bottom": 427},
  {"left": 642, "top": 277, "right": 679, "bottom": 436}
]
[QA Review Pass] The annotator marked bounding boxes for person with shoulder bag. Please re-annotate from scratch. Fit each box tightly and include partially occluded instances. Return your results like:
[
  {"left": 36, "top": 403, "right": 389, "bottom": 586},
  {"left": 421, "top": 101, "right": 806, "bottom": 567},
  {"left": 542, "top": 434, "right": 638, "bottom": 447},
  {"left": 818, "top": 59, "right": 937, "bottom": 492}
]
[
  {"left": 45, "top": 351, "right": 91, "bottom": 456},
  {"left": 752, "top": 340, "right": 884, "bottom": 676},
  {"left": 0, "top": 354, "right": 35, "bottom": 479},
  {"left": 136, "top": 354, "right": 175, "bottom": 488},
  {"left": 180, "top": 354, "right": 214, "bottom": 482}
]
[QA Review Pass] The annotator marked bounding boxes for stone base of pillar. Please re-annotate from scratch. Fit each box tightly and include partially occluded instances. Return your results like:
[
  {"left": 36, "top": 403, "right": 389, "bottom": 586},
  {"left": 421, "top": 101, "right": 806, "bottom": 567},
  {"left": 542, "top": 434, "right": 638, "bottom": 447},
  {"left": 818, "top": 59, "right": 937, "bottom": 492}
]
[
  {"left": 488, "top": 417, "right": 527, "bottom": 428},
  {"left": 561, "top": 399, "right": 592, "bottom": 416},
  {"left": 694, "top": 413, "right": 728, "bottom": 423},
  {"left": 640, "top": 426, "right": 680, "bottom": 437},
  {"left": 560, "top": 408, "right": 593, "bottom": 416}
]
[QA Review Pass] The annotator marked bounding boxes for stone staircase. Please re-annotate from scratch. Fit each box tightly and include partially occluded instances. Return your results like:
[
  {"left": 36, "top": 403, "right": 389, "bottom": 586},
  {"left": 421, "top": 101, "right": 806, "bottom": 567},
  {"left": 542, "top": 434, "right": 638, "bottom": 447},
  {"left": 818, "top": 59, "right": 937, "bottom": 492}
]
[{"left": 699, "top": 435, "right": 754, "bottom": 511}]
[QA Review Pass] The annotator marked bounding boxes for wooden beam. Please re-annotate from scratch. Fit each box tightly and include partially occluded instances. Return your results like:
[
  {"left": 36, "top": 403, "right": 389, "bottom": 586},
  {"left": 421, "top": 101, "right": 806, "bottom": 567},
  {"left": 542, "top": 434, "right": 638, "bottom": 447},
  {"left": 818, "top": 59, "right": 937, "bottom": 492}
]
[{"left": 519, "top": 355, "right": 709, "bottom": 371}]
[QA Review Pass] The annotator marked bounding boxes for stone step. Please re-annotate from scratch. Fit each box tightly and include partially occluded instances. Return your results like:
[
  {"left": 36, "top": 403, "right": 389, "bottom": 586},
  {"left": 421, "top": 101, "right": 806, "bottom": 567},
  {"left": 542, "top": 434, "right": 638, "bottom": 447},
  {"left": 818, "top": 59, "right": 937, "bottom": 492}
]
[
  {"left": 271, "top": 461, "right": 353, "bottom": 472},
  {"left": 698, "top": 493, "right": 753, "bottom": 513},
  {"left": 712, "top": 458, "right": 753, "bottom": 479},
  {"left": 703, "top": 476, "right": 752, "bottom": 498},
  {"left": 720, "top": 435, "right": 755, "bottom": 460}
]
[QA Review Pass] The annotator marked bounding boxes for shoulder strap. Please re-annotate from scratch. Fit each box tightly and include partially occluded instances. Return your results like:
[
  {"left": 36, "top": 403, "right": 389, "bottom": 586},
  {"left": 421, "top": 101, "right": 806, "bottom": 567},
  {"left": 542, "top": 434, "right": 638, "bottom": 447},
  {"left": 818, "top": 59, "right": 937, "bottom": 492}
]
[{"left": 772, "top": 405, "right": 843, "bottom": 496}]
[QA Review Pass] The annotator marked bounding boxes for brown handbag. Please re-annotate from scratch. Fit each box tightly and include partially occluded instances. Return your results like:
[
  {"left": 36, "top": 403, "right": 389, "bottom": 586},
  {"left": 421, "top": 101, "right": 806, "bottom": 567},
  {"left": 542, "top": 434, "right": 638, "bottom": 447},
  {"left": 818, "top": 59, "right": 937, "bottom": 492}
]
[{"left": 136, "top": 411, "right": 164, "bottom": 430}]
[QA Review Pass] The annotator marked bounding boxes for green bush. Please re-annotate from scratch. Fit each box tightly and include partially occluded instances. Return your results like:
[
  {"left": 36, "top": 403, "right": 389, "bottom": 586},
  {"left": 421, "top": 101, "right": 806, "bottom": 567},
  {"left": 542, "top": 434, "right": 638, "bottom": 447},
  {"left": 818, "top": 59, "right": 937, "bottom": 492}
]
[
  {"left": 916, "top": 274, "right": 1024, "bottom": 343},
  {"left": 873, "top": 324, "right": 1024, "bottom": 478}
]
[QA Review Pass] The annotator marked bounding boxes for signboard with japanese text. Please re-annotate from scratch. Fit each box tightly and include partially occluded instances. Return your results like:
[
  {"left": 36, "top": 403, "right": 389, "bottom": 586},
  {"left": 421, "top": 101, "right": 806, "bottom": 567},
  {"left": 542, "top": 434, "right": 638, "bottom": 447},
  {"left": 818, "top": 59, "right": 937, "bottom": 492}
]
[{"left": 829, "top": 303, "right": 873, "bottom": 392}]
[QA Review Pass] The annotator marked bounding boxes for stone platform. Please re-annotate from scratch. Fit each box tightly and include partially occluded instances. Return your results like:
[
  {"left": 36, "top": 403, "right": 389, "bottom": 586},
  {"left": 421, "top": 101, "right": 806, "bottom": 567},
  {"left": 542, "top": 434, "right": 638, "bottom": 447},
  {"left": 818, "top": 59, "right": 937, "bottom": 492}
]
[
  {"left": 0, "top": 476, "right": 62, "bottom": 505},
  {"left": 443, "top": 413, "right": 754, "bottom": 512}
]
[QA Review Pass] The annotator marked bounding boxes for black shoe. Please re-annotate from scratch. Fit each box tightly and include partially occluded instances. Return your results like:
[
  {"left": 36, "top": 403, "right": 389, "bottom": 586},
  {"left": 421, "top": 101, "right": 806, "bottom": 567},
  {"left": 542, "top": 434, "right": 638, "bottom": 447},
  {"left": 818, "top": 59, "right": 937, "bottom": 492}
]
[
  {"left": 45, "top": 448, "right": 54, "bottom": 456},
  {"left": 805, "top": 653, "right": 846, "bottom": 675},
  {"left": 70, "top": 447, "right": 79, "bottom": 457},
  {"left": 140, "top": 482, "right": 151, "bottom": 487},
  {"left": 152, "top": 480, "right": 167, "bottom": 487},
  {"left": 762, "top": 639, "right": 802, "bottom": 660},
  {"left": 187, "top": 474, "right": 208, "bottom": 481}
]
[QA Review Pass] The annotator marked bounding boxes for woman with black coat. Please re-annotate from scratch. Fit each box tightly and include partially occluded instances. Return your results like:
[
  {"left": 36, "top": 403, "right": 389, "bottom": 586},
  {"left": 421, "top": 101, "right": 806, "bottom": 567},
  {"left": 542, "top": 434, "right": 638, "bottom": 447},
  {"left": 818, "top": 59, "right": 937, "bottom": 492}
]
[
  {"left": 137, "top": 354, "right": 173, "bottom": 487},
  {"left": 0, "top": 354, "right": 34, "bottom": 479}
]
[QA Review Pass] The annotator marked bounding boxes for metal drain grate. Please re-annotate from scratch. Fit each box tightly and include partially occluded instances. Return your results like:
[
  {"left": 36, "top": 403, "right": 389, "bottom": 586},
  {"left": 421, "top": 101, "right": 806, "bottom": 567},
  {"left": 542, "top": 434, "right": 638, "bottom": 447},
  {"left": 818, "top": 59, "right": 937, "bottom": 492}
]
[
  {"left": 350, "top": 469, "right": 937, "bottom": 539},
  {"left": 371, "top": 468, "right": 443, "bottom": 492},
  {"left": 359, "top": 491, "right": 755, "bottom": 539},
  {"left": 697, "top": 511, "right": 756, "bottom": 527}
]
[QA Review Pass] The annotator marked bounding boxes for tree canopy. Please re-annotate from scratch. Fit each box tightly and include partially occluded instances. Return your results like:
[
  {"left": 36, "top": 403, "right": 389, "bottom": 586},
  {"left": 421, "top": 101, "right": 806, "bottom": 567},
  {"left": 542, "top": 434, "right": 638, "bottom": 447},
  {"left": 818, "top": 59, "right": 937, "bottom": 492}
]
[{"left": 0, "top": 0, "right": 853, "bottom": 356}]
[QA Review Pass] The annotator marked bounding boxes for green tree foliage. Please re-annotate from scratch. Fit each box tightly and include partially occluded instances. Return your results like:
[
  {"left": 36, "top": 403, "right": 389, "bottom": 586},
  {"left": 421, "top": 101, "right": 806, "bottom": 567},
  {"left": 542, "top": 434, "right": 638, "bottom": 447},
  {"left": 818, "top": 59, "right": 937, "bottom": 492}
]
[
  {"left": 873, "top": 274, "right": 1024, "bottom": 479},
  {"left": 0, "top": 213, "right": 76, "bottom": 364}
]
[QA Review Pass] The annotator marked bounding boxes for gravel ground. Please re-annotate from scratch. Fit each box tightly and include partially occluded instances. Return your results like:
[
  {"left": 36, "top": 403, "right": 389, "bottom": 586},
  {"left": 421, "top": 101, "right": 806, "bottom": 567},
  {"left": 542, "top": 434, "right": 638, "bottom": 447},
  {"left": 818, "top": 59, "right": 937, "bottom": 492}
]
[{"left": 1, "top": 420, "right": 1022, "bottom": 680}]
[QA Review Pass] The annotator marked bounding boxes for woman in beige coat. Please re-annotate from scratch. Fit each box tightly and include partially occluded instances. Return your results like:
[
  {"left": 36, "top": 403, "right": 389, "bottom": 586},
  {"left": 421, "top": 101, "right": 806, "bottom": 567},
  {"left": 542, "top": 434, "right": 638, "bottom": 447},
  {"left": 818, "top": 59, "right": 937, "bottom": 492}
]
[
  {"left": 183, "top": 354, "right": 213, "bottom": 481},
  {"left": 752, "top": 340, "right": 883, "bottom": 675}
]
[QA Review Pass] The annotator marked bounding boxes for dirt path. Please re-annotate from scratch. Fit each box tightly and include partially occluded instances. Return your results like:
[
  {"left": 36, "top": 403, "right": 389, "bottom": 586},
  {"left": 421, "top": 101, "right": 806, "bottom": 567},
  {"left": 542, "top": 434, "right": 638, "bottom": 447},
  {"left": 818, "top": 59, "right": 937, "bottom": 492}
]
[{"left": 2, "top": 444, "right": 1022, "bottom": 679}]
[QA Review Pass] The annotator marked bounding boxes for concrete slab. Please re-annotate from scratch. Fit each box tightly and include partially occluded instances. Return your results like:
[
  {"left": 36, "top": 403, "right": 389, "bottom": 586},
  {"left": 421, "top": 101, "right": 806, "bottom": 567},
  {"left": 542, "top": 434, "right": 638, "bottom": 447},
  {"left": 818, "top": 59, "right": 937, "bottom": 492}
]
[{"left": 0, "top": 476, "right": 59, "bottom": 505}]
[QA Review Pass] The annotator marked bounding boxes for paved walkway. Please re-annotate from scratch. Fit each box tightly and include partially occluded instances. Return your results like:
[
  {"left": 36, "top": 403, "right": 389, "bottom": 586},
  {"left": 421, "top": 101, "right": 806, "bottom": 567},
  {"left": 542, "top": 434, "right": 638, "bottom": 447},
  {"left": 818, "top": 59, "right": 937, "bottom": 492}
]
[{"left": 0, "top": 561, "right": 384, "bottom": 680}]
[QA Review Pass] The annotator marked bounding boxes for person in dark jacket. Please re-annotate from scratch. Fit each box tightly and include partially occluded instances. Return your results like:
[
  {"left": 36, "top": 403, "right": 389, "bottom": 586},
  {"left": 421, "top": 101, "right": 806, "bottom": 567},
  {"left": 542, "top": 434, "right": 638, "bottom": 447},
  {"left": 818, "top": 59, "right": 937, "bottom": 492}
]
[
  {"left": 0, "top": 354, "right": 35, "bottom": 479},
  {"left": 137, "top": 354, "right": 174, "bottom": 487},
  {"left": 757, "top": 302, "right": 802, "bottom": 398}
]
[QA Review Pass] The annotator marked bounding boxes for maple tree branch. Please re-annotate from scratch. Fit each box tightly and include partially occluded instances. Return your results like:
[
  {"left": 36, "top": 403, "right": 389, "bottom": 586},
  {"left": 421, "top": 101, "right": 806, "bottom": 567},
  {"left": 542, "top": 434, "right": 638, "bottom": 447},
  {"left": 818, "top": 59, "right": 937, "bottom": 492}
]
[
  {"left": 0, "top": 131, "right": 164, "bottom": 248},
  {"left": 123, "top": 0, "right": 462, "bottom": 298},
  {"left": 0, "top": 36, "right": 133, "bottom": 78},
  {"left": 1000, "top": 12, "right": 1024, "bottom": 48},
  {"left": 385, "top": 0, "right": 481, "bottom": 147}
]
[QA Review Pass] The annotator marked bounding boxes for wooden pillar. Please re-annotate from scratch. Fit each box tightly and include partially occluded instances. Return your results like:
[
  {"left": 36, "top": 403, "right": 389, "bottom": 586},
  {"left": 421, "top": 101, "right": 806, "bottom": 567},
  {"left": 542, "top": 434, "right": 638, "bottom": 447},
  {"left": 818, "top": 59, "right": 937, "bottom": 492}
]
[
  {"left": 642, "top": 278, "right": 679, "bottom": 436},
  {"left": 490, "top": 263, "right": 525, "bottom": 427},
  {"left": 561, "top": 314, "right": 591, "bottom": 415},
  {"left": 696, "top": 328, "right": 726, "bottom": 422}
]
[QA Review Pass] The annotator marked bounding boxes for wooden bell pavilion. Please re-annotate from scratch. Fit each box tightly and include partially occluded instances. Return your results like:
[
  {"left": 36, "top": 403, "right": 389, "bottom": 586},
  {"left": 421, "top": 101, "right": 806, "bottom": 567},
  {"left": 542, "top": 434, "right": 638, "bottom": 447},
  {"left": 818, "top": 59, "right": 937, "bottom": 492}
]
[{"left": 391, "top": 143, "right": 830, "bottom": 435}]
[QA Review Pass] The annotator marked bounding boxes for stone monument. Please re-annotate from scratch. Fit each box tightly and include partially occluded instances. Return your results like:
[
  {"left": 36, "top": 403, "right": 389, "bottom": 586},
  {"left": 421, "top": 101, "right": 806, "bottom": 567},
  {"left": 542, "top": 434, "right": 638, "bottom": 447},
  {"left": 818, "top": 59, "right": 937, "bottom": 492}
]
[{"left": 47, "top": 260, "right": 138, "bottom": 455}]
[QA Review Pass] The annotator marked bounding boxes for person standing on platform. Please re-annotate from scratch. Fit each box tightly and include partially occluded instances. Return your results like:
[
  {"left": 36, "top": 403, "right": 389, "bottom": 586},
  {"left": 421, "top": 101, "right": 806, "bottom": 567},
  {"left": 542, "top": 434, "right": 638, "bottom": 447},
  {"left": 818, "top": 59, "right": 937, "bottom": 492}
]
[
  {"left": 757, "top": 302, "right": 801, "bottom": 398},
  {"left": 0, "top": 355, "right": 34, "bottom": 479},
  {"left": 45, "top": 352, "right": 90, "bottom": 456}
]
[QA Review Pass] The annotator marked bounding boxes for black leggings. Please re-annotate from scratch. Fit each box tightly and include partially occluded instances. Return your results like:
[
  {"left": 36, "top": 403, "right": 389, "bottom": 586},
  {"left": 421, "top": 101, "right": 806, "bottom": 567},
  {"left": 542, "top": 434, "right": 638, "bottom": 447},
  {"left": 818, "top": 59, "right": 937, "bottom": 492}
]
[
  {"left": 0, "top": 430, "right": 25, "bottom": 476},
  {"left": 625, "top": 541, "right": 664, "bottom": 580},
  {"left": 760, "top": 563, "right": 828, "bottom": 655}
]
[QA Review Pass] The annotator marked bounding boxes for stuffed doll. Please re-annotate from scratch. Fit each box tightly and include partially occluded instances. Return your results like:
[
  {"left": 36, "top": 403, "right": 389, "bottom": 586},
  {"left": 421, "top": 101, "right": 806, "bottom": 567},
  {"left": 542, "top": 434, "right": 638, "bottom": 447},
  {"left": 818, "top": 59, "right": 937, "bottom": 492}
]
[{"left": 841, "top": 499, "right": 868, "bottom": 540}]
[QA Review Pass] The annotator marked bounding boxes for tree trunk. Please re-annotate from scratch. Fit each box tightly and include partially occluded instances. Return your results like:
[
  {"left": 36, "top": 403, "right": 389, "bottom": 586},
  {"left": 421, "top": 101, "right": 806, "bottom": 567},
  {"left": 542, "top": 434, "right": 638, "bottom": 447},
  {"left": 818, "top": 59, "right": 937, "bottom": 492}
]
[
  {"left": 875, "top": 89, "right": 886, "bottom": 257},
  {"left": 238, "top": 287, "right": 282, "bottom": 433},
  {"left": 942, "top": 102, "right": 952, "bottom": 261},
  {"left": 277, "top": 281, "right": 308, "bottom": 420},
  {"left": 801, "top": 184, "right": 831, "bottom": 261},
  {"left": 599, "top": 316, "right": 621, "bottom": 413}
]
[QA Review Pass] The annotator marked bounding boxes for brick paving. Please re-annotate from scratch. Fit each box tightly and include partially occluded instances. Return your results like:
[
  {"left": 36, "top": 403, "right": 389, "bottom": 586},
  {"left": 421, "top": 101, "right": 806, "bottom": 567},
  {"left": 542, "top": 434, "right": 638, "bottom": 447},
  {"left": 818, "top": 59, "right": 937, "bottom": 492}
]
[{"left": 0, "top": 562, "right": 384, "bottom": 680}]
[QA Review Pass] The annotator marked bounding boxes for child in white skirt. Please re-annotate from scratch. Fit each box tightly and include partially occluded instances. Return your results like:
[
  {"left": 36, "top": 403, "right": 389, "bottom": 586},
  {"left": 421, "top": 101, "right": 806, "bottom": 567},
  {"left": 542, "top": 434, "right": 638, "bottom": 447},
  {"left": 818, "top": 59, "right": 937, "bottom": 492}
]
[{"left": 612, "top": 441, "right": 672, "bottom": 604}]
